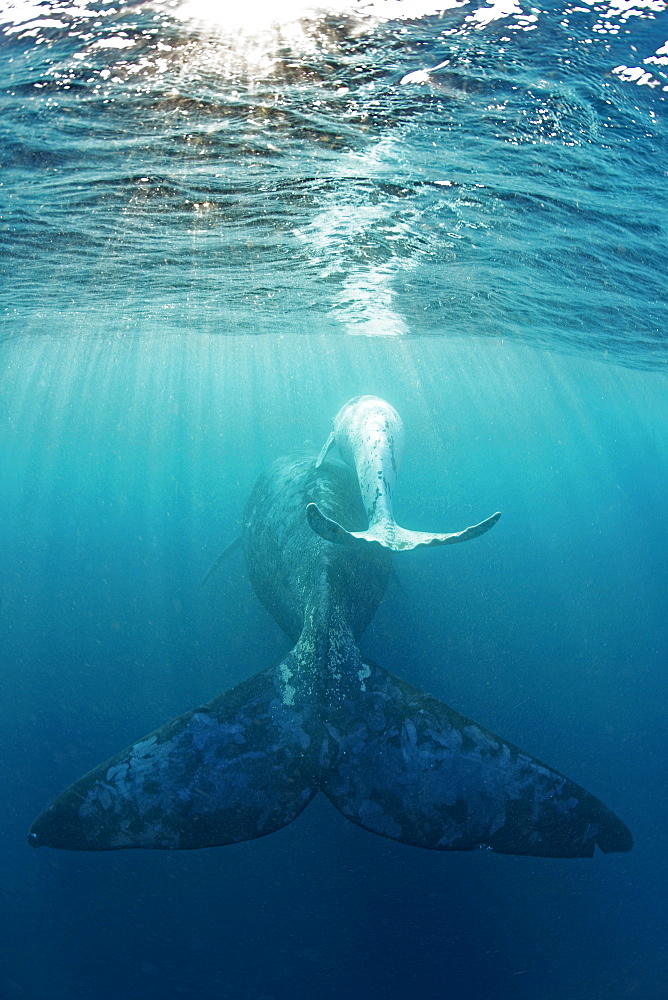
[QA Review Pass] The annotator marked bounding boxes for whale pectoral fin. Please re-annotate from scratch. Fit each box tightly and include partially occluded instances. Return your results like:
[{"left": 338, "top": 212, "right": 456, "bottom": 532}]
[
  {"left": 315, "top": 431, "right": 336, "bottom": 469},
  {"left": 440, "top": 511, "right": 502, "bottom": 542},
  {"left": 199, "top": 536, "right": 242, "bottom": 587},
  {"left": 28, "top": 663, "right": 318, "bottom": 851},
  {"left": 306, "top": 503, "right": 501, "bottom": 552},
  {"left": 322, "top": 661, "right": 632, "bottom": 857},
  {"left": 373, "top": 512, "right": 502, "bottom": 551},
  {"left": 305, "top": 502, "right": 393, "bottom": 549},
  {"left": 306, "top": 501, "right": 356, "bottom": 544}
]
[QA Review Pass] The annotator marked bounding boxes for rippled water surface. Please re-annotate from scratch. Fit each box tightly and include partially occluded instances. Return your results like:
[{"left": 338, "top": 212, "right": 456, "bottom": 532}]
[{"left": 1, "top": 0, "right": 667, "bottom": 363}]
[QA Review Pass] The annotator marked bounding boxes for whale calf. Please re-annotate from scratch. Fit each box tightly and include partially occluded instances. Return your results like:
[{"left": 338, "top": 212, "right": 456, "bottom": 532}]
[
  {"left": 308, "top": 395, "right": 500, "bottom": 550},
  {"left": 28, "top": 404, "right": 632, "bottom": 856}
]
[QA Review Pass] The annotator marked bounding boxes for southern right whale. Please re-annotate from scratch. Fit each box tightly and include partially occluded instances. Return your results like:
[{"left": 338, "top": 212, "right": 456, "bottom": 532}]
[{"left": 28, "top": 401, "right": 632, "bottom": 856}]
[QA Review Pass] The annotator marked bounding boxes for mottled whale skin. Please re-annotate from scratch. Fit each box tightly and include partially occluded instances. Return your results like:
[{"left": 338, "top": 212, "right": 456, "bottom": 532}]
[
  {"left": 308, "top": 395, "right": 501, "bottom": 551},
  {"left": 28, "top": 449, "right": 632, "bottom": 856}
]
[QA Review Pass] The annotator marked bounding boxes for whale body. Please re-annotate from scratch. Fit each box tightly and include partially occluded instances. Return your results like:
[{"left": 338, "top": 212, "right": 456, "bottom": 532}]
[{"left": 28, "top": 449, "right": 632, "bottom": 856}]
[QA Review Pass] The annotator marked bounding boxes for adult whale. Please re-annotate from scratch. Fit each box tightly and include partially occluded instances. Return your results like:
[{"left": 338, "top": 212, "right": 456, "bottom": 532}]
[{"left": 28, "top": 405, "right": 632, "bottom": 856}]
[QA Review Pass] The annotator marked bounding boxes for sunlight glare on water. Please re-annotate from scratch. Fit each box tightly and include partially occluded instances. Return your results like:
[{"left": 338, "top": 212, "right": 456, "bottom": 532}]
[{"left": 1, "top": 0, "right": 667, "bottom": 361}]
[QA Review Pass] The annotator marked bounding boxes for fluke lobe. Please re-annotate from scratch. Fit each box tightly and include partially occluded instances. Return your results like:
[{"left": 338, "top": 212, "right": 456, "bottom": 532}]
[{"left": 28, "top": 399, "right": 632, "bottom": 857}]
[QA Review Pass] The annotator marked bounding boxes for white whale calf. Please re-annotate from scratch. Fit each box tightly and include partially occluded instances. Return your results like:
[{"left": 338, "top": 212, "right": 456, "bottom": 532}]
[{"left": 307, "top": 395, "right": 501, "bottom": 551}]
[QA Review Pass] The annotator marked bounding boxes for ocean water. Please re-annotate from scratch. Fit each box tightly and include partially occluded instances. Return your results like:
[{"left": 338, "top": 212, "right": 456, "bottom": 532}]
[{"left": 1, "top": 1, "right": 667, "bottom": 998}]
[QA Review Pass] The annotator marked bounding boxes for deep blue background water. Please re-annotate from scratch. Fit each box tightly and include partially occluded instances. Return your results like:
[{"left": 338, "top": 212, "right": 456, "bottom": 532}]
[{"left": 1, "top": 0, "right": 667, "bottom": 998}]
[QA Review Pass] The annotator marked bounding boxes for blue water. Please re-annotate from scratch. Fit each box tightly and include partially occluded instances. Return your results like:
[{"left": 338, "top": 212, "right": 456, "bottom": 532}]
[{"left": 1, "top": 1, "right": 667, "bottom": 998}]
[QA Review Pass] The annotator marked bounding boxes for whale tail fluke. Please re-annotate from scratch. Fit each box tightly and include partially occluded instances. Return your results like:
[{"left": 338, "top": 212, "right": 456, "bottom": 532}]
[
  {"left": 28, "top": 663, "right": 318, "bottom": 852},
  {"left": 307, "top": 502, "right": 501, "bottom": 552},
  {"left": 321, "top": 660, "right": 633, "bottom": 858},
  {"left": 29, "top": 657, "right": 632, "bottom": 857}
]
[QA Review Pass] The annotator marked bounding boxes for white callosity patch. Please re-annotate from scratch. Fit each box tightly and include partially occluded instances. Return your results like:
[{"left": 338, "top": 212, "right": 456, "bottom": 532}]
[
  {"left": 79, "top": 735, "right": 180, "bottom": 848},
  {"left": 357, "top": 662, "right": 371, "bottom": 691},
  {"left": 278, "top": 661, "right": 296, "bottom": 707}
]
